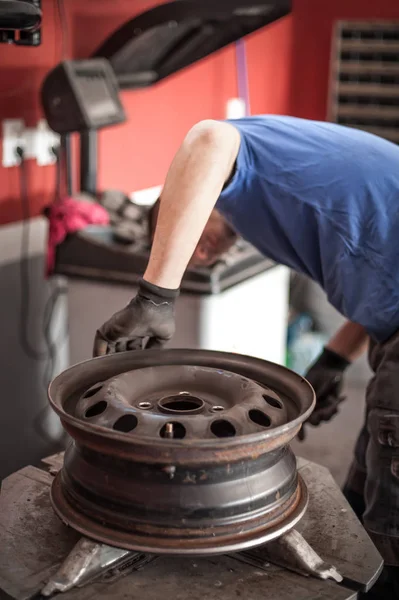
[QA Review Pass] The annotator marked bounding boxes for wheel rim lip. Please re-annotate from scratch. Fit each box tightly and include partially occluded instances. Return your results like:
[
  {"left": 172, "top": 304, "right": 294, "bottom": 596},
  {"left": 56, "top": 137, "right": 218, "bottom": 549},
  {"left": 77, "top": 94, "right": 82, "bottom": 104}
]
[
  {"left": 48, "top": 348, "right": 315, "bottom": 451},
  {"left": 50, "top": 472, "right": 309, "bottom": 555}
]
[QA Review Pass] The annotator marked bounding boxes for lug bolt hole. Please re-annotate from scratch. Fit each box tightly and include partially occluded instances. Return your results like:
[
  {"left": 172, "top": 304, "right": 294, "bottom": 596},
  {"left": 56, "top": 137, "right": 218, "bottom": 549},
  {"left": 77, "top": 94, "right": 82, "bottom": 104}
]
[
  {"left": 138, "top": 402, "right": 152, "bottom": 410},
  {"left": 160, "top": 422, "right": 186, "bottom": 439}
]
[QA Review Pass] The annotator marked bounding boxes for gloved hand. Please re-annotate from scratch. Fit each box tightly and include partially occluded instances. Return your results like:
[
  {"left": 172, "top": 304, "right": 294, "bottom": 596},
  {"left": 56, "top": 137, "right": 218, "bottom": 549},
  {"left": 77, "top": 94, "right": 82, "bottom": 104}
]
[
  {"left": 93, "top": 278, "right": 179, "bottom": 356},
  {"left": 298, "top": 347, "right": 350, "bottom": 441}
]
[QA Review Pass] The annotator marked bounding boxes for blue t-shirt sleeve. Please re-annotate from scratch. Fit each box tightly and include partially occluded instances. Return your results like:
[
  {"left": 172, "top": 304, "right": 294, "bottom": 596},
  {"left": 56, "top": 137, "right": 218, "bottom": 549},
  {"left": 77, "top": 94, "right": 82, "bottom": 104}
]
[{"left": 216, "top": 128, "right": 252, "bottom": 220}]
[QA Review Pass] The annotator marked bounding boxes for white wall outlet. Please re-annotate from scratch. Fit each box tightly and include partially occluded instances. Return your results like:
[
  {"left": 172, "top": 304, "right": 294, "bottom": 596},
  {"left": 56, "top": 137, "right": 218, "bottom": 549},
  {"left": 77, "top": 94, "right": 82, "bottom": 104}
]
[
  {"left": 29, "top": 119, "right": 60, "bottom": 166},
  {"left": 2, "top": 119, "right": 25, "bottom": 167},
  {"left": 2, "top": 118, "right": 60, "bottom": 167}
]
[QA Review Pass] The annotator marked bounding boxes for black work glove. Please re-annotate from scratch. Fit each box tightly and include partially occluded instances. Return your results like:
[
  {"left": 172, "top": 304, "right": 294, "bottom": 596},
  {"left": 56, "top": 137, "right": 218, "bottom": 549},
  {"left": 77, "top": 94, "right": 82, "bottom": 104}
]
[
  {"left": 298, "top": 347, "right": 350, "bottom": 441},
  {"left": 93, "top": 279, "right": 179, "bottom": 356}
]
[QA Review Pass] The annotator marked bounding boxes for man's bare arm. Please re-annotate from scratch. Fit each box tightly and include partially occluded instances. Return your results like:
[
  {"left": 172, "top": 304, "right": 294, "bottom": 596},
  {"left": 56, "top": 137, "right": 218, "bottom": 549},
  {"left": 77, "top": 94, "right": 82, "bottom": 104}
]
[
  {"left": 326, "top": 320, "right": 369, "bottom": 362},
  {"left": 144, "top": 120, "right": 241, "bottom": 289}
]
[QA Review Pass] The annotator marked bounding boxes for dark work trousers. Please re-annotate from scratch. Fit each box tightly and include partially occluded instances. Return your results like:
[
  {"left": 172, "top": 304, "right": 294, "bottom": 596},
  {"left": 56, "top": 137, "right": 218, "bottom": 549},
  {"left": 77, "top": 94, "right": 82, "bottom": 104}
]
[{"left": 343, "top": 331, "right": 399, "bottom": 598}]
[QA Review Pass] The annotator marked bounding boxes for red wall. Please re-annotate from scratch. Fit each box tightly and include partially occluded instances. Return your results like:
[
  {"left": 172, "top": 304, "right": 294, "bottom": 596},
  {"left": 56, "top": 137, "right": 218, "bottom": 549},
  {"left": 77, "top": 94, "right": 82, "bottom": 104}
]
[
  {"left": 290, "top": 0, "right": 399, "bottom": 119},
  {"left": 0, "top": 0, "right": 292, "bottom": 224}
]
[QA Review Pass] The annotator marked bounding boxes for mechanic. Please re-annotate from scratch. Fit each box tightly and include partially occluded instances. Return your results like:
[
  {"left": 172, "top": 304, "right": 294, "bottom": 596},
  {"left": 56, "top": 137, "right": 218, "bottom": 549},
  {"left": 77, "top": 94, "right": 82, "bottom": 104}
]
[{"left": 93, "top": 115, "right": 399, "bottom": 598}]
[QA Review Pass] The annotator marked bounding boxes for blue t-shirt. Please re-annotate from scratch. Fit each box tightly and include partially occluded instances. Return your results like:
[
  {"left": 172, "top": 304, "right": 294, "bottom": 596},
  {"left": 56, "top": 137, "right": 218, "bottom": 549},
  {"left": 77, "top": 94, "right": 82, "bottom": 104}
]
[{"left": 217, "top": 115, "right": 399, "bottom": 342}]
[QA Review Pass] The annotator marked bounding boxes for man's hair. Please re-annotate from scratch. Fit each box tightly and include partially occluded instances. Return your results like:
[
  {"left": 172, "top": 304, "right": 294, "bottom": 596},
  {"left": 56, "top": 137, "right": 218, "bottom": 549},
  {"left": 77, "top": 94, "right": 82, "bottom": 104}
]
[{"left": 148, "top": 198, "right": 160, "bottom": 240}]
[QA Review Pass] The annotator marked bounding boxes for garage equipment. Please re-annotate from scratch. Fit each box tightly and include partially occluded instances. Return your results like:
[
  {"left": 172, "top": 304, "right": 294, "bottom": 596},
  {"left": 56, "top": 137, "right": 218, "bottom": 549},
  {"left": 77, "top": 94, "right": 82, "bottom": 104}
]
[{"left": 41, "top": 0, "right": 290, "bottom": 279}]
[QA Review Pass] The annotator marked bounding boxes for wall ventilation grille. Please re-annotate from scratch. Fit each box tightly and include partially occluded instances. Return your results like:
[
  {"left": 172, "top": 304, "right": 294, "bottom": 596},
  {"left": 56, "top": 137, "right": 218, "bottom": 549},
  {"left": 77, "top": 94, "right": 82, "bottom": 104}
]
[{"left": 330, "top": 21, "right": 399, "bottom": 144}]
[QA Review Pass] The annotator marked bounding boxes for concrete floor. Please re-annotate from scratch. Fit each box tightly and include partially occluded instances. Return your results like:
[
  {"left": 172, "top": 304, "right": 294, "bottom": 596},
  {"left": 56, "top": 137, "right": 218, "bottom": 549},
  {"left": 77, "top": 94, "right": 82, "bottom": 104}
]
[{"left": 292, "top": 379, "right": 367, "bottom": 487}]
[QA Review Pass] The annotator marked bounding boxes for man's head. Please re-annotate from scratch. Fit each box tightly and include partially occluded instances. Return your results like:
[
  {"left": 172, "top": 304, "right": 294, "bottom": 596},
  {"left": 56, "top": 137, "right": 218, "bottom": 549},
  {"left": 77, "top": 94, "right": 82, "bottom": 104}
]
[{"left": 149, "top": 198, "right": 238, "bottom": 268}]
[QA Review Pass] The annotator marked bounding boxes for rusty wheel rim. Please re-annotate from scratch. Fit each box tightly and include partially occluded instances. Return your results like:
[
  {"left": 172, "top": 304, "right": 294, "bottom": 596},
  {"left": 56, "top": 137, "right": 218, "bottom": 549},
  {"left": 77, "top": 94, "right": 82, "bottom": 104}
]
[
  {"left": 51, "top": 471, "right": 308, "bottom": 554},
  {"left": 48, "top": 349, "right": 315, "bottom": 554}
]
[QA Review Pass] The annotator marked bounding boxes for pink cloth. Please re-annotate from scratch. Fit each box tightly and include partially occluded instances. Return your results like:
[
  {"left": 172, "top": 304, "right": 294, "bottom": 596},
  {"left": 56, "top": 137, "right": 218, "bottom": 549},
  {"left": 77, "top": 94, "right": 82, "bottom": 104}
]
[{"left": 46, "top": 197, "right": 109, "bottom": 276}]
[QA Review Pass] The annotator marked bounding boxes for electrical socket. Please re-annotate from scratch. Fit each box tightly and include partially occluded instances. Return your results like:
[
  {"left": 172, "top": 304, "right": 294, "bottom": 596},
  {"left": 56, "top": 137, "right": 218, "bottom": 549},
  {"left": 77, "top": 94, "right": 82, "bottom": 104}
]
[
  {"left": 26, "top": 119, "right": 60, "bottom": 166},
  {"left": 2, "top": 119, "right": 25, "bottom": 167},
  {"left": 2, "top": 118, "right": 60, "bottom": 167}
]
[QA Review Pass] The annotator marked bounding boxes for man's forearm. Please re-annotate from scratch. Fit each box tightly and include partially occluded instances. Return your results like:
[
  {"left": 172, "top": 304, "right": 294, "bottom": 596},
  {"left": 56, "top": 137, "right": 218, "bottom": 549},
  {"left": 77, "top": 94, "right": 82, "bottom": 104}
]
[
  {"left": 326, "top": 321, "right": 369, "bottom": 362},
  {"left": 144, "top": 120, "right": 240, "bottom": 289}
]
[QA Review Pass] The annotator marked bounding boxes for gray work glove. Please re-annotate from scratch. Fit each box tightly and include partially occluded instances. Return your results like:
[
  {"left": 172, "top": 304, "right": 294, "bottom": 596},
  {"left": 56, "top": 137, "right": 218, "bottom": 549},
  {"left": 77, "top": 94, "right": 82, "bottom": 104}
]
[
  {"left": 298, "top": 347, "right": 350, "bottom": 441},
  {"left": 93, "top": 279, "right": 179, "bottom": 356}
]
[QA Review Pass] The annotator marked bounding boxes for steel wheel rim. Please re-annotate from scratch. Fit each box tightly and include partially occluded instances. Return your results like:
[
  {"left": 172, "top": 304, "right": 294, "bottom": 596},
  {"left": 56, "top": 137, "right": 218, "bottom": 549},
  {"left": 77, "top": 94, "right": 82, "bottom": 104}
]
[
  {"left": 48, "top": 349, "right": 315, "bottom": 554},
  {"left": 51, "top": 472, "right": 308, "bottom": 555}
]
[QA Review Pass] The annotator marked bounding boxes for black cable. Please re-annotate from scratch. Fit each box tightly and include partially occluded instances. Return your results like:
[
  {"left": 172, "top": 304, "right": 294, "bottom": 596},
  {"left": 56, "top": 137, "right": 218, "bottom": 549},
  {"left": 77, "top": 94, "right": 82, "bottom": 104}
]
[
  {"left": 18, "top": 149, "right": 48, "bottom": 361},
  {"left": 18, "top": 148, "right": 68, "bottom": 368},
  {"left": 36, "top": 148, "right": 69, "bottom": 444},
  {"left": 42, "top": 146, "right": 69, "bottom": 390},
  {"left": 18, "top": 147, "right": 68, "bottom": 446},
  {"left": 17, "top": 149, "right": 60, "bottom": 445}
]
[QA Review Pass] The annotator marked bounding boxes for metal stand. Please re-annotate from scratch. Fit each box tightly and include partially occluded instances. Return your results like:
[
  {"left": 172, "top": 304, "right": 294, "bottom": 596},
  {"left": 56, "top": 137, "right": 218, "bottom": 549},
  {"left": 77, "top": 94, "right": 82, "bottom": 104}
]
[
  {"left": 0, "top": 455, "right": 383, "bottom": 600},
  {"left": 80, "top": 131, "right": 97, "bottom": 196},
  {"left": 61, "top": 134, "right": 73, "bottom": 197}
]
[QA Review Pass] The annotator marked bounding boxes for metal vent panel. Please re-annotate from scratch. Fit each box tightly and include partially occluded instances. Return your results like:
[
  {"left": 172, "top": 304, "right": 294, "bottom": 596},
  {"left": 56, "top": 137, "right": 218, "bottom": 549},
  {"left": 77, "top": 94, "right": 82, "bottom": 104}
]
[{"left": 329, "top": 21, "right": 399, "bottom": 144}]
